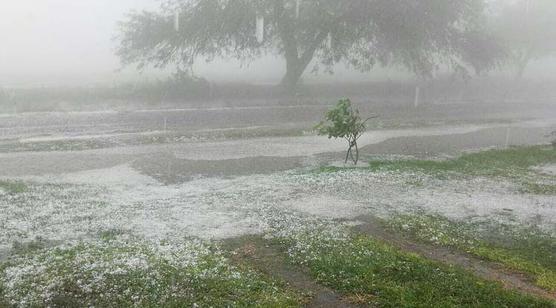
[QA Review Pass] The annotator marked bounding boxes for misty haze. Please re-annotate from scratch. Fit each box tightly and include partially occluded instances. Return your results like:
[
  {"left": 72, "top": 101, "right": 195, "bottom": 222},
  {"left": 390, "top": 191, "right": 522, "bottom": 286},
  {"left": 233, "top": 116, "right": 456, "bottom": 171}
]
[{"left": 0, "top": 0, "right": 555, "bottom": 307}]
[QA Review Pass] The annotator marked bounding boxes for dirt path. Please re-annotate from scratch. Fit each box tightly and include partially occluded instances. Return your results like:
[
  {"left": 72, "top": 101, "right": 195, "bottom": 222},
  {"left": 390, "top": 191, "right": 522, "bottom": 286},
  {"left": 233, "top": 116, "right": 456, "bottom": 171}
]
[
  {"left": 224, "top": 236, "right": 358, "bottom": 308},
  {"left": 353, "top": 215, "right": 556, "bottom": 301}
]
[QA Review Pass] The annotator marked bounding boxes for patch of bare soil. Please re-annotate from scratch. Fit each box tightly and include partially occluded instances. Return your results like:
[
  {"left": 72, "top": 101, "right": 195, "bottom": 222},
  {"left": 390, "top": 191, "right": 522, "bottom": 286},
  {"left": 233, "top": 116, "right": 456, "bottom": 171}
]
[
  {"left": 223, "top": 236, "right": 359, "bottom": 308},
  {"left": 353, "top": 215, "right": 556, "bottom": 302},
  {"left": 134, "top": 153, "right": 305, "bottom": 184}
]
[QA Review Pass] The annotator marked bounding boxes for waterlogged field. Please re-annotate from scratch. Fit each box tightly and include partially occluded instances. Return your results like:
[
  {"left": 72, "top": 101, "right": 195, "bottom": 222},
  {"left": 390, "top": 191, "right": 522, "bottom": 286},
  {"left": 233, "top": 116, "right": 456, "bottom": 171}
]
[{"left": 0, "top": 144, "right": 555, "bottom": 306}]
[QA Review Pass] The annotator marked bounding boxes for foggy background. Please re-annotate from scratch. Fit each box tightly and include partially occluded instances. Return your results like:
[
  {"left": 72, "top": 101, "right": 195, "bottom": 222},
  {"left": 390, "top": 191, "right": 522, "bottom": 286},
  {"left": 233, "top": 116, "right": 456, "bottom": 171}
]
[{"left": 2, "top": 0, "right": 555, "bottom": 88}]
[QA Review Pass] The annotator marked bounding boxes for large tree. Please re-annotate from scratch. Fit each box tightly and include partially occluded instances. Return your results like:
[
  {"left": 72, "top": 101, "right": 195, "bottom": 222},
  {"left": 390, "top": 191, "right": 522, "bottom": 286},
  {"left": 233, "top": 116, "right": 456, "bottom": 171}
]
[
  {"left": 117, "top": 0, "right": 494, "bottom": 91},
  {"left": 495, "top": 0, "right": 556, "bottom": 78}
]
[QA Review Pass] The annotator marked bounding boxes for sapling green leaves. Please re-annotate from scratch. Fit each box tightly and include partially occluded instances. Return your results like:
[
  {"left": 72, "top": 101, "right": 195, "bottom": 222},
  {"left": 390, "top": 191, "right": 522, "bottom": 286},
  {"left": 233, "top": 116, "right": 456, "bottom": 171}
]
[{"left": 316, "top": 99, "right": 374, "bottom": 165}]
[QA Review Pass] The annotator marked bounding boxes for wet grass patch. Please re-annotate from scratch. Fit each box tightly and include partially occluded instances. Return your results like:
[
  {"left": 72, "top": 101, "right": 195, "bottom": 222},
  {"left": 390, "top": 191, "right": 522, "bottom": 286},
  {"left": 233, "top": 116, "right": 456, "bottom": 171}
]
[
  {"left": 368, "top": 145, "right": 555, "bottom": 178},
  {"left": 311, "top": 166, "right": 359, "bottom": 174},
  {"left": 0, "top": 181, "right": 27, "bottom": 195},
  {"left": 0, "top": 239, "right": 303, "bottom": 307},
  {"left": 273, "top": 227, "right": 553, "bottom": 307},
  {"left": 387, "top": 214, "right": 556, "bottom": 291},
  {"left": 312, "top": 146, "right": 555, "bottom": 194},
  {"left": 520, "top": 182, "right": 556, "bottom": 195}
]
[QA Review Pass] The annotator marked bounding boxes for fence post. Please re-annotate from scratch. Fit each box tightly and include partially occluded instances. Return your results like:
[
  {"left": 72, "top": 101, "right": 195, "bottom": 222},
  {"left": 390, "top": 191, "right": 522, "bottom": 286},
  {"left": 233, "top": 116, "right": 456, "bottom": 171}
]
[{"left": 413, "top": 86, "right": 421, "bottom": 108}]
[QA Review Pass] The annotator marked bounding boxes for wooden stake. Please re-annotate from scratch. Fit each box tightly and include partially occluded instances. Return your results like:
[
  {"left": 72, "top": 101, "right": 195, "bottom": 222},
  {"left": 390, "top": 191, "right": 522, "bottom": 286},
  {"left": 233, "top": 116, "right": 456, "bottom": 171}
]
[
  {"left": 256, "top": 15, "right": 265, "bottom": 43},
  {"left": 174, "top": 12, "right": 180, "bottom": 32},
  {"left": 414, "top": 86, "right": 421, "bottom": 108},
  {"left": 326, "top": 33, "right": 333, "bottom": 49}
]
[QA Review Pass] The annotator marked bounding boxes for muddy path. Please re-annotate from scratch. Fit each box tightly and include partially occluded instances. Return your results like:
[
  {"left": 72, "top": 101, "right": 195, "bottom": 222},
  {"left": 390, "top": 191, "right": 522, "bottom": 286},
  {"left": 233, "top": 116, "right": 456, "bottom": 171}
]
[
  {"left": 353, "top": 216, "right": 556, "bottom": 301},
  {"left": 224, "top": 236, "right": 358, "bottom": 308},
  {"left": 223, "top": 215, "right": 555, "bottom": 307},
  {"left": 1, "top": 99, "right": 554, "bottom": 139}
]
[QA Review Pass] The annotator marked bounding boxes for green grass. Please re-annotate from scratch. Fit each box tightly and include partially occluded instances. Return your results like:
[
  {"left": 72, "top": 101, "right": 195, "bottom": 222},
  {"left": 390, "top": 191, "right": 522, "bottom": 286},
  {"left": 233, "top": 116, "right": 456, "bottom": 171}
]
[
  {"left": 364, "top": 145, "right": 556, "bottom": 194},
  {"left": 387, "top": 214, "right": 556, "bottom": 291},
  {"left": 0, "top": 239, "right": 302, "bottom": 307},
  {"left": 369, "top": 145, "right": 556, "bottom": 178},
  {"left": 309, "top": 146, "right": 556, "bottom": 195},
  {"left": 520, "top": 182, "right": 556, "bottom": 195},
  {"left": 277, "top": 230, "right": 553, "bottom": 307},
  {"left": 0, "top": 180, "right": 27, "bottom": 194},
  {"left": 311, "top": 166, "right": 358, "bottom": 174}
]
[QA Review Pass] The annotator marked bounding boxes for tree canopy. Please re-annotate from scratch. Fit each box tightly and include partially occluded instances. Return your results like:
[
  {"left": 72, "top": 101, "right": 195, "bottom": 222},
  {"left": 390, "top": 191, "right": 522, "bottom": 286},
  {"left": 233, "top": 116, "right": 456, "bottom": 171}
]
[{"left": 117, "top": 0, "right": 498, "bottom": 91}]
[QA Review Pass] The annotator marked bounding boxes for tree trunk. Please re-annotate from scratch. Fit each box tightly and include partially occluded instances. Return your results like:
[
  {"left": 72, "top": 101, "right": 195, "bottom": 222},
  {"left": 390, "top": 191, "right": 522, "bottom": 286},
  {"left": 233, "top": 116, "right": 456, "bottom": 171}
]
[
  {"left": 280, "top": 51, "right": 301, "bottom": 94},
  {"left": 275, "top": 0, "right": 328, "bottom": 95},
  {"left": 280, "top": 60, "right": 304, "bottom": 93},
  {"left": 344, "top": 139, "right": 359, "bottom": 165},
  {"left": 413, "top": 86, "right": 421, "bottom": 108},
  {"left": 345, "top": 146, "right": 352, "bottom": 164},
  {"left": 354, "top": 141, "right": 359, "bottom": 165}
]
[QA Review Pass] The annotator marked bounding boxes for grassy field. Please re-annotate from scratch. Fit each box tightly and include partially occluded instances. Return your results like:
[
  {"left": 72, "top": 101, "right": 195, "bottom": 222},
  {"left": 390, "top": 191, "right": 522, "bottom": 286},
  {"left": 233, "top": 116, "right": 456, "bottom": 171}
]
[
  {"left": 0, "top": 181, "right": 27, "bottom": 195},
  {"left": 275, "top": 229, "right": 553, "bottom": 307},
  {"left": 368, "top": 145, "right": 556, "bottom": 193},
  {"left": 1, "top": 145, "right": 555, "bottom": 306},
  {"left": 369, "top": 145, "right": 555, "bottom": 175},
  {"left": 2, "top": 226, "right": 553, "bottom": 307},
  {"left": 0, "top": 239, "right": 303, "bottom": 307},
  {"left": 387, "top": 214, "right": 556, "bottom": 292}
]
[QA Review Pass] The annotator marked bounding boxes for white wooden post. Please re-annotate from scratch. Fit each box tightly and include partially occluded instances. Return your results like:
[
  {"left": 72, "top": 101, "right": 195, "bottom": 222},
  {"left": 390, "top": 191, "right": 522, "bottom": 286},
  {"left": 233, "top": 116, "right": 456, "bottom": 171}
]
[
  {"left": 256, "top": 15, "right": 265, "bottom": 43},
  {"left": 413, "top": 86, "right": 421, "bottom": 108},
  {"left": 326, "top": 33, "right": 333, "bottom": 49},
  {"left": 295, "top": 0, "right": 301, "bottom": 19},
  {"left": 174, "top": 12, "right": 180, "bottom": 32}
]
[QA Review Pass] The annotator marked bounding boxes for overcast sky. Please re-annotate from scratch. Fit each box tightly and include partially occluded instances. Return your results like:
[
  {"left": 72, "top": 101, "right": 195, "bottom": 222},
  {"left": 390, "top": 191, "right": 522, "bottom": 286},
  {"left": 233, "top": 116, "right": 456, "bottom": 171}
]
[
  {"left": 0, "top": 0, "right": 158, "bottom": 85},
  {"left": 0, "top": 0, "right": 296, "bottom": 86}
]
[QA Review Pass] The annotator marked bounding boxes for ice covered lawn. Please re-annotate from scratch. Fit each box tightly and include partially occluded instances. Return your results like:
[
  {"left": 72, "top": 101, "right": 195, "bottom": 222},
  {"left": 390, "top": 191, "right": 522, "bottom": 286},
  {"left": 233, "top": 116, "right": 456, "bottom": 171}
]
[{"left": 1, "top": 161, "right": 554, "bottom": 255}]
